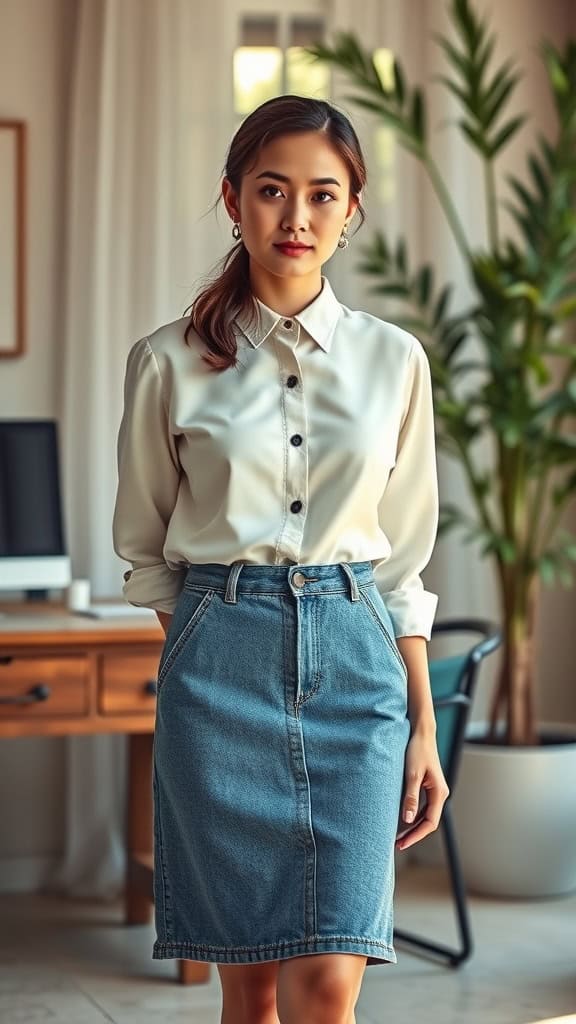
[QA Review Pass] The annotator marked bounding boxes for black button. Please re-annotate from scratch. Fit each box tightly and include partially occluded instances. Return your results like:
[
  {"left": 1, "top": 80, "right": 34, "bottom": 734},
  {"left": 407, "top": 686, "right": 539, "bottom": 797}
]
[
  {"left": 286, "top": 375, "right": 298, "bottom": 388},
  {"left": 290, "top": 499, "right": 302, "bottom": 513},
  {"left": 290, "top": 433, "right": 303, "bottom": 446},
  {"left": 284, "top": 319, "right": 293, "bottom": 329}
]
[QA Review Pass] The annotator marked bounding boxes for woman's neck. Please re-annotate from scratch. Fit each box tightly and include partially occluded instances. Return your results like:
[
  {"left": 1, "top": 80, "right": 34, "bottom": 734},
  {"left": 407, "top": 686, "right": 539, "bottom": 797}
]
[{"left": 248, "top": 265, "right": 323, "bottom": 317}]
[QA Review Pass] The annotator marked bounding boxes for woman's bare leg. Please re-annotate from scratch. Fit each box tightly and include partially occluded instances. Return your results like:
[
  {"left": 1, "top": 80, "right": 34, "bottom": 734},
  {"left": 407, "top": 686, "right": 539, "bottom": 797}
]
[
  {"left": 276, "top": 953, "right": 367, "bottom": 1024},
  {"left": 217, "top": 961, "right": 280, "bottom": 1024}
]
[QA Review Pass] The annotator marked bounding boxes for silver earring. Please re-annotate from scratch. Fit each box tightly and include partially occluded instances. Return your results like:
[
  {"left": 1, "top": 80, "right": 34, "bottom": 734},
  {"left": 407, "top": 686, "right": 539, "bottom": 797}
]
[
  {"left": 232, "top": 222, "right": 242, "bottom": 240},
  {"left": 337, "top": 227, "right": 349, "bottom": 249}
]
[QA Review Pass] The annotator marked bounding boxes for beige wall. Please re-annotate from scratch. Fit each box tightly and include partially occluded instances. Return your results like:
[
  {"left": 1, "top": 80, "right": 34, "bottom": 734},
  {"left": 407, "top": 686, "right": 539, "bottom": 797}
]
[{"left": 0, "top": 0, "right": 76, "bottom": 886}]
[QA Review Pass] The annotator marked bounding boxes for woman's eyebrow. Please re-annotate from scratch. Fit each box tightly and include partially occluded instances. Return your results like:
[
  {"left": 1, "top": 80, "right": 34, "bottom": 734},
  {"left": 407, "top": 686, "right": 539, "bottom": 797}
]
[{"left": 255, "top": 170, "right": 342, "bottom": 187}]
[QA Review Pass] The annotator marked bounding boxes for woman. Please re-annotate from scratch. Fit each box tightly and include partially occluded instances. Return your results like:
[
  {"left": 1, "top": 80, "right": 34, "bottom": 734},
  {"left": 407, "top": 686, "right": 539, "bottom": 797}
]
[{"left": 113, "top": 94, "right": 449, "bottom": 1024}]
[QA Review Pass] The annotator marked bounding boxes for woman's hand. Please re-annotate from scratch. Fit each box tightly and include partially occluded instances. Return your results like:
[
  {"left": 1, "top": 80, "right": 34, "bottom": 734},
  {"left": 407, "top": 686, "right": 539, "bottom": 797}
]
[{"left": 396, "top": 729, "right": 450, "bottom": 851}]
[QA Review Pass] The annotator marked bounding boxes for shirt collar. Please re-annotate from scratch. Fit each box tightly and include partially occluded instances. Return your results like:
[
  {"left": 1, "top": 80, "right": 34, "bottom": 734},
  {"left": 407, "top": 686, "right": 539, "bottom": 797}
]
[{"left": 233, "top": 275, "right": 341, "bottom": 353}]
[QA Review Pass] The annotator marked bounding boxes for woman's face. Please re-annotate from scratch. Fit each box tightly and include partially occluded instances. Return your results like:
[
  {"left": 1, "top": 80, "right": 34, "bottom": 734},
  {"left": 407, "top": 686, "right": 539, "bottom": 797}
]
[{"left": 222, "top": 131, "right": 360, "bottom": 280}]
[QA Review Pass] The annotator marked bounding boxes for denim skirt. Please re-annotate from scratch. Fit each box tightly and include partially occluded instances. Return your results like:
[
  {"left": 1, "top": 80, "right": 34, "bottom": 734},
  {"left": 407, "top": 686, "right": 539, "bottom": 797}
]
[{"left": 151, "top": 560, "right": 411, "bottom": 967}]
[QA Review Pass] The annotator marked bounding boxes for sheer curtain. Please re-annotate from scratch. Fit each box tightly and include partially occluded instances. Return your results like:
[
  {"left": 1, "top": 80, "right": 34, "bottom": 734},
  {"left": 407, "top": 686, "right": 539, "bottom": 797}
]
[{"left": 46, "top": 0, "right": 233, "bottom": 898}]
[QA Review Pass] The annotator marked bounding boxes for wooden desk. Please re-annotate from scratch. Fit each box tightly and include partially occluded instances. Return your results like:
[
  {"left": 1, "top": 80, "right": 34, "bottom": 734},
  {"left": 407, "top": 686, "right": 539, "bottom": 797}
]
[{"left": 0, "top": 601, "right": 209, "bottom": 986}]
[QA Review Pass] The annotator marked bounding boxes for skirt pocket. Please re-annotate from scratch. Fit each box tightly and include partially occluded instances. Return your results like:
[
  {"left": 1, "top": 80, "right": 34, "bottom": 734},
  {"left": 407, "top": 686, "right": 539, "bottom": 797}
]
[
  {"left": 358, "top": 585, "right": 408, "bottom": 681},
  {"left": 156, "top": 587, "right": 215, "bottom": 693}
]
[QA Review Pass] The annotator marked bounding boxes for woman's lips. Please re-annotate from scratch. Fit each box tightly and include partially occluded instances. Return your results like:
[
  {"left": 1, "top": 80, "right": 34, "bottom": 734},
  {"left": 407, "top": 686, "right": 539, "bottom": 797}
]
[{"left": 274, "top": 243, "right": 313, "bottom": 257}]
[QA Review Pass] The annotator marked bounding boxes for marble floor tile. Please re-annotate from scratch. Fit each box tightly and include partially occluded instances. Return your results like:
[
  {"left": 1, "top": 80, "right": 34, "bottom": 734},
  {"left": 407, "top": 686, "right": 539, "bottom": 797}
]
[{"left": 0, "top": 866, "right": 574, "bottom": 1024}]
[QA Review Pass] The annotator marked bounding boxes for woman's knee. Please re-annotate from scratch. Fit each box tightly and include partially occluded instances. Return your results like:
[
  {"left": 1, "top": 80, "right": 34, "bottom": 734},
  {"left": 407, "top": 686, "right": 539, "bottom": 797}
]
[{"left": 277, "top": 953, "right": 367, "bottom": 1022}]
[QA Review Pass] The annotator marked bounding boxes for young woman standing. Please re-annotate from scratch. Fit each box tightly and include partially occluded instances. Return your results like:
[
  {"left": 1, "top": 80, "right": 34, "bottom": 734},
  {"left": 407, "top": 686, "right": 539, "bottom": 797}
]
[{"left": 113, "top": 94, "right": 449, "bottom": 1024}]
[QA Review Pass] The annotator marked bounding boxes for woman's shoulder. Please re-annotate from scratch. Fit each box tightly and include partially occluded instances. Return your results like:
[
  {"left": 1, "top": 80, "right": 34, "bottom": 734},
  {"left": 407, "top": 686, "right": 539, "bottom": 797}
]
[
  {"left": 338, "top": 303, "right": 423, "bottom": 359},
  {"left": 126, "top": 314, "right": 208, "bottom": 369}
]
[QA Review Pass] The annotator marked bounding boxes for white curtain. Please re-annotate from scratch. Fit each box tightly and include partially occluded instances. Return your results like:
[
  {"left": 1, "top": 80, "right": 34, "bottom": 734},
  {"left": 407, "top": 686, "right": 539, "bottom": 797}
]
[{"left": 45, "top": 0, "right": 233, "bottom": 899}]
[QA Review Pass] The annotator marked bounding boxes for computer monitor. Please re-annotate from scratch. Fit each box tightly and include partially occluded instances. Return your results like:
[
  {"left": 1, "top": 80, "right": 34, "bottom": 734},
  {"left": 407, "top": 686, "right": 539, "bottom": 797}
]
[{"left": 0, "top": 419, "right": 71, "bottom": 592}]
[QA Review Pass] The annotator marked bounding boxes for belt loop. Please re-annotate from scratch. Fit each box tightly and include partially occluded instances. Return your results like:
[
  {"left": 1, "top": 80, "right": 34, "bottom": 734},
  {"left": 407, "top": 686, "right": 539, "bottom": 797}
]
[
  {"left": 224, "top": 561, "right": 244, "bottom": 603},
  {"left": 340, "top": 562, "right": 360, "bottom": 601}
]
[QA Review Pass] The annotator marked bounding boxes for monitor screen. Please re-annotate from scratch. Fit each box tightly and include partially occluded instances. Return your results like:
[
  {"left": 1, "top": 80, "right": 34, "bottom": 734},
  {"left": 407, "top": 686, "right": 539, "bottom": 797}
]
[{"left": 0, "top": 420, "right": 66, "bottom": 558}]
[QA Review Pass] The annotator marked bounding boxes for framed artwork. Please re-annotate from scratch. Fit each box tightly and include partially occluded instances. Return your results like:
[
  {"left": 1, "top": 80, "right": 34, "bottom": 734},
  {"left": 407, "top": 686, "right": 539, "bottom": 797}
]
[{"left": 0, "top": 120, "right": 26, "bottom": 358}]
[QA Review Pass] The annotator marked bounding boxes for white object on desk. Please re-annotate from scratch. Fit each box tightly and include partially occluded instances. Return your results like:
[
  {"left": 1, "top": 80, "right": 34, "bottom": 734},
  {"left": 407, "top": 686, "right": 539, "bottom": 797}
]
[
  {"left": 79, "top": 602, "right": 157, "bottom": 619},
  {"left": 66, "top": 578, "right": 91, "bottom": 611}
]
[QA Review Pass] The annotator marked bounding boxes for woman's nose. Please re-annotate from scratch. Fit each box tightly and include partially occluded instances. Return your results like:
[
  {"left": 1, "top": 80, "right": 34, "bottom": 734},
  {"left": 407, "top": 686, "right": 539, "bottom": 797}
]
[{"left": 281, "top": 201, "right": 309, "bottom": 233}]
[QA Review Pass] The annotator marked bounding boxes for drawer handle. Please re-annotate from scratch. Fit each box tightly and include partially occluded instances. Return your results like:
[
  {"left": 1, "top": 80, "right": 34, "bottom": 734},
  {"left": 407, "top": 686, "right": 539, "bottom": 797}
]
[
  {"left": 144, "top": 679, "right": 158, "bottom": 696},
  {"left": 0, "top": 683, "right": 51, "bottom": 705}
]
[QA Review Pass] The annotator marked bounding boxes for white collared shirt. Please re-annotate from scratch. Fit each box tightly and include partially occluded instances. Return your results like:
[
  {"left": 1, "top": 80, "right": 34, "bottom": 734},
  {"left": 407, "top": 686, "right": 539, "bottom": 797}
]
[{"left": 112, "top": 275, "right": 439, "bottom": 637}]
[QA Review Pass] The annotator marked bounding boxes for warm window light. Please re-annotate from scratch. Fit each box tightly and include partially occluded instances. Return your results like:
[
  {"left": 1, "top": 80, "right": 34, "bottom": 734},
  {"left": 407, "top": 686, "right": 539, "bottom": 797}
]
[
  {"left": 373, "top": 46, "right": 395, "bottom": 91},
  {"left": 286, "top": 46, "right": 330, "bottom": 99},
  {"left": 233, "top": 15, "right": 327, "bottom": 117},
  {"left": 233, "top": 47, "right": 282, "bottom": 115},
  {"left": 371, "top": 48, "right": 396, "bottom": 205},
  {"left": 531, "top": 1017, "right": 576, "bottom": 1023}
]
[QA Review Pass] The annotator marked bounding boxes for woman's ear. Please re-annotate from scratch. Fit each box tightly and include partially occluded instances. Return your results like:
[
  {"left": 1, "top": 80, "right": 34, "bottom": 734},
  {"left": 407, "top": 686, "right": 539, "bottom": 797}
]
[
  {"left": 346, "top": 192, "right": 361, "bottom": 222},
  {"left": 221, "top": 177, "right": 240, "bottom": 222}
]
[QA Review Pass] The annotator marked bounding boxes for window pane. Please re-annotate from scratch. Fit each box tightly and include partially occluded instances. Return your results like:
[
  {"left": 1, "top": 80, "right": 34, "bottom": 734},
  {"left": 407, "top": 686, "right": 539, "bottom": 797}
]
[
  {"left": 371, "top": 49, "right": 396, "bottom": 203},
  {"left": 233, "top": 47, "right": 283, "bottom": 115},
  {"left": 286, "top": 47, "right": 330, "bottom": 100}
]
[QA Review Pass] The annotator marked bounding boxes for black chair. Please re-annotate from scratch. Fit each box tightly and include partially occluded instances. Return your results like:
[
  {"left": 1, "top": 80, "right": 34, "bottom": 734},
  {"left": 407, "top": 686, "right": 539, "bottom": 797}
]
[{"left": 393, "top": 618, "right": 502, "bottom": 967}]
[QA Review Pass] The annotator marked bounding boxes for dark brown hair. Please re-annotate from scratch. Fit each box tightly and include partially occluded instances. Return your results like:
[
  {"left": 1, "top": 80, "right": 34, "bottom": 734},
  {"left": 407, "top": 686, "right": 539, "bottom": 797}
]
[{"left": 184, "top": 95, "right": 367, "bottom": 372}]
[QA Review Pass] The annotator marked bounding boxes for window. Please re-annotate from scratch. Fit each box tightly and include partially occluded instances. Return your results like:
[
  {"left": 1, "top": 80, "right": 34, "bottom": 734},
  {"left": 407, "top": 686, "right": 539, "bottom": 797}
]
[
  {"left": 233, "top": 15, "right": 329, "bottom": 116},
  {"left": 372, "top": 48, "right": 396, "bottom": 204}
]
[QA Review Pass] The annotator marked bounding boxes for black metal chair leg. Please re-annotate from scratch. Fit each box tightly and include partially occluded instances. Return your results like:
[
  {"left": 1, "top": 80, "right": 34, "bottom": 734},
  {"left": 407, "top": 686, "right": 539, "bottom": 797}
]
[
  {"left": 393, "top": 800, "right": 473, "bottom": 968},
  {"left": 441, "top": 800, "right": 473, "bottom": 964}
]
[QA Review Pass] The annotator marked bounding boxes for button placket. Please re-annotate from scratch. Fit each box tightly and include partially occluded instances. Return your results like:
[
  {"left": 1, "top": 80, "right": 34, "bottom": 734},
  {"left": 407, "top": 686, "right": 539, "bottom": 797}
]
[{"left": 274, "top": 334, "right": 308, "bottom": 564}]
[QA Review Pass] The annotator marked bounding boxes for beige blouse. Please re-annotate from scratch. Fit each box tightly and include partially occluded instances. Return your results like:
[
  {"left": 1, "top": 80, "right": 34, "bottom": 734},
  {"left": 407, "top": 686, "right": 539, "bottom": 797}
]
[{"left": 112, "top": 275, "right": 439, "bottom": 638}]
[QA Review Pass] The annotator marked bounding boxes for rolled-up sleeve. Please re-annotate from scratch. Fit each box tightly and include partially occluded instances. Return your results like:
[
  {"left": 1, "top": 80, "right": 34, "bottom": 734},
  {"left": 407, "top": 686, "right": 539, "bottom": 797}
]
[
  {"left": 373, "top": 339, "right": 439, "bottom": 639},
  {"left": 112, "top": 337, "right": 186, "bottom": 613}
]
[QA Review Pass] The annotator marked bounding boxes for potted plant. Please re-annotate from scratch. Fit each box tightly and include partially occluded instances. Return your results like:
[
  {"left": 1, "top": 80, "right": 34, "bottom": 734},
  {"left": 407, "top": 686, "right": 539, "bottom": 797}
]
[{"left": 306, "top": 0, "right": 576, "bottom": 896}]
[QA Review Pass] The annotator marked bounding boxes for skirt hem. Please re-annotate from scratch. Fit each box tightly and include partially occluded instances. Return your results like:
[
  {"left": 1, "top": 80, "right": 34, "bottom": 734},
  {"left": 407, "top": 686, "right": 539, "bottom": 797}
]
[{"left": 152, "top": 935, "right": 396, "bottom": 966}]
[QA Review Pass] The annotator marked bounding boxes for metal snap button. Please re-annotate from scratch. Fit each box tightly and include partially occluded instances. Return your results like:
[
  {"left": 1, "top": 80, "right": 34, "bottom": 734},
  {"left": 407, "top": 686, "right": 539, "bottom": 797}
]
[{"left": 292, "top": 571, "right": 307, "bottom": 587}]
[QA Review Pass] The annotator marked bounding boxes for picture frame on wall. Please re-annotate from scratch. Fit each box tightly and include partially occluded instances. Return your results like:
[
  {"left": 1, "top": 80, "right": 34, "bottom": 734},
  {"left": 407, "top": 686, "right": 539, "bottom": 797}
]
[{"left": 0, "top": 120, "right": 26, "bottom": 358}]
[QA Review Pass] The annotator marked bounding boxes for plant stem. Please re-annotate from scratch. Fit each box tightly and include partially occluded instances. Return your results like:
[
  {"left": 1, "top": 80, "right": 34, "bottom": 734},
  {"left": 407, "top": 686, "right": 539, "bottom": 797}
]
[
  {"left": 525, "top": 324, "right": 573, "bottom": 563},
  {"left": 484, "top": 156, "right": 499, "bottom": 250},
  {"left": 422, "top": 153, "right": 471, "bottom": 264},
  {"left": 453, "top": 433, "right": 504, "bottom": 574}
]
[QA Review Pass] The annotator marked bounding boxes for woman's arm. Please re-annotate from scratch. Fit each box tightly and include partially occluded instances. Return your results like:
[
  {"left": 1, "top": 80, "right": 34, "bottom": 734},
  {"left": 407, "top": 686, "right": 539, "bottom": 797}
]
[
  {"left": 396, "top": 633, "right": 449, "bottom": 850},
  {"left": 396, "top": 634, "right": 436, "bottom": 735},
  {"left": 113, "top": 337, "right": 186, "bottom": 614},
  {"left": 156, "top": 611, "right": 172, "bottom": 637}
]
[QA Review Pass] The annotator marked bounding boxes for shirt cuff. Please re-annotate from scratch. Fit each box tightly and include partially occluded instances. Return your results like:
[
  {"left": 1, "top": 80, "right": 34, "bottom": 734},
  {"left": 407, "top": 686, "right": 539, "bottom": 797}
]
[
  {"left": 121, "top": 563, "right": 187, "bottom": 614},
  {"left": 377, "top": 587, "right": 439, "bottom": 640}
]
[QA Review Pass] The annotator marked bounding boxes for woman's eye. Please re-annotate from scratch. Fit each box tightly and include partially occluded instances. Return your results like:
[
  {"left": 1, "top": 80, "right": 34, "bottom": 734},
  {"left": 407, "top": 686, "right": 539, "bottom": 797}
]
[{"left": 259, "top": 186, "right": 335, "bottom": 203}]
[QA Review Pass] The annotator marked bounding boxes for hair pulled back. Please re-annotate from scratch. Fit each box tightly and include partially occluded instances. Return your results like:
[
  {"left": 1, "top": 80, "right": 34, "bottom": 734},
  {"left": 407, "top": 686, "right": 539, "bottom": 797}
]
[{"left": 184, "top": 95, "right": 367, "bottom": 372}]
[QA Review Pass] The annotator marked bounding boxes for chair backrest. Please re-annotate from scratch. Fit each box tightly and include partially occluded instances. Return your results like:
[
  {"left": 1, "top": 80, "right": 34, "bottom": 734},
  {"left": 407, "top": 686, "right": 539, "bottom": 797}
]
[{"left": 428, "top": 619, "right": 502, "bottom": 790}]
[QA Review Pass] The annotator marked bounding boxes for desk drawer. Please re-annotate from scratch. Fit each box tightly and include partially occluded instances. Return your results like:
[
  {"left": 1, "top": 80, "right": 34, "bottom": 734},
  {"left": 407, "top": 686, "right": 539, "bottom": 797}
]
[
  {"left": 100, "top": 654, "right": 159, "bottom": 714},
  {"left": 0, "top": 657, "right": 90, "bottom": 718}
]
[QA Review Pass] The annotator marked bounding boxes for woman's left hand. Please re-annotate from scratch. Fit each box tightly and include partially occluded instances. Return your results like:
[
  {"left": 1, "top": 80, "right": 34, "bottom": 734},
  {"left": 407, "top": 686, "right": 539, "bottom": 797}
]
[{"left": 395, "top": 730, "right": 450, "bottom": 851}]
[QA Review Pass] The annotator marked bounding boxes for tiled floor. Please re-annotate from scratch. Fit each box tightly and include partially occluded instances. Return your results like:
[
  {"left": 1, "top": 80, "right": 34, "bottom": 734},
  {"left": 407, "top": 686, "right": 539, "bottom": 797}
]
[{"left": 1, "top": 865, "right": 575, "bottom": 1023}]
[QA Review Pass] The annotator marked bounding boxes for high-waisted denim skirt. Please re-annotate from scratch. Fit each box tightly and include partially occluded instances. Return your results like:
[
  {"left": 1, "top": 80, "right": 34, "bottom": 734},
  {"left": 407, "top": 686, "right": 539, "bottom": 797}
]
[{"left": 151, "top": 560, "right": 411, "bottom": 967}]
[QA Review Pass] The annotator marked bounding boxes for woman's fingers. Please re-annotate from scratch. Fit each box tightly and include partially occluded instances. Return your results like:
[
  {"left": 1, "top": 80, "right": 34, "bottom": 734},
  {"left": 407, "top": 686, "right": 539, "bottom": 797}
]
[
  {"left": 401, "top": 765, "right": 427, "bottom": 822},
  {"left": 396, "top": 783, "right": 450, "bottom": 850}
]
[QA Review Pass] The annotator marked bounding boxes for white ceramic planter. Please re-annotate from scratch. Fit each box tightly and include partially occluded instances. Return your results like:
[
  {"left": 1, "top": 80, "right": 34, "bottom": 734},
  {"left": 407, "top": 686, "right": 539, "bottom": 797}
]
[{"left": 451, "top": 721, "right": 576, "bottom": 897}]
